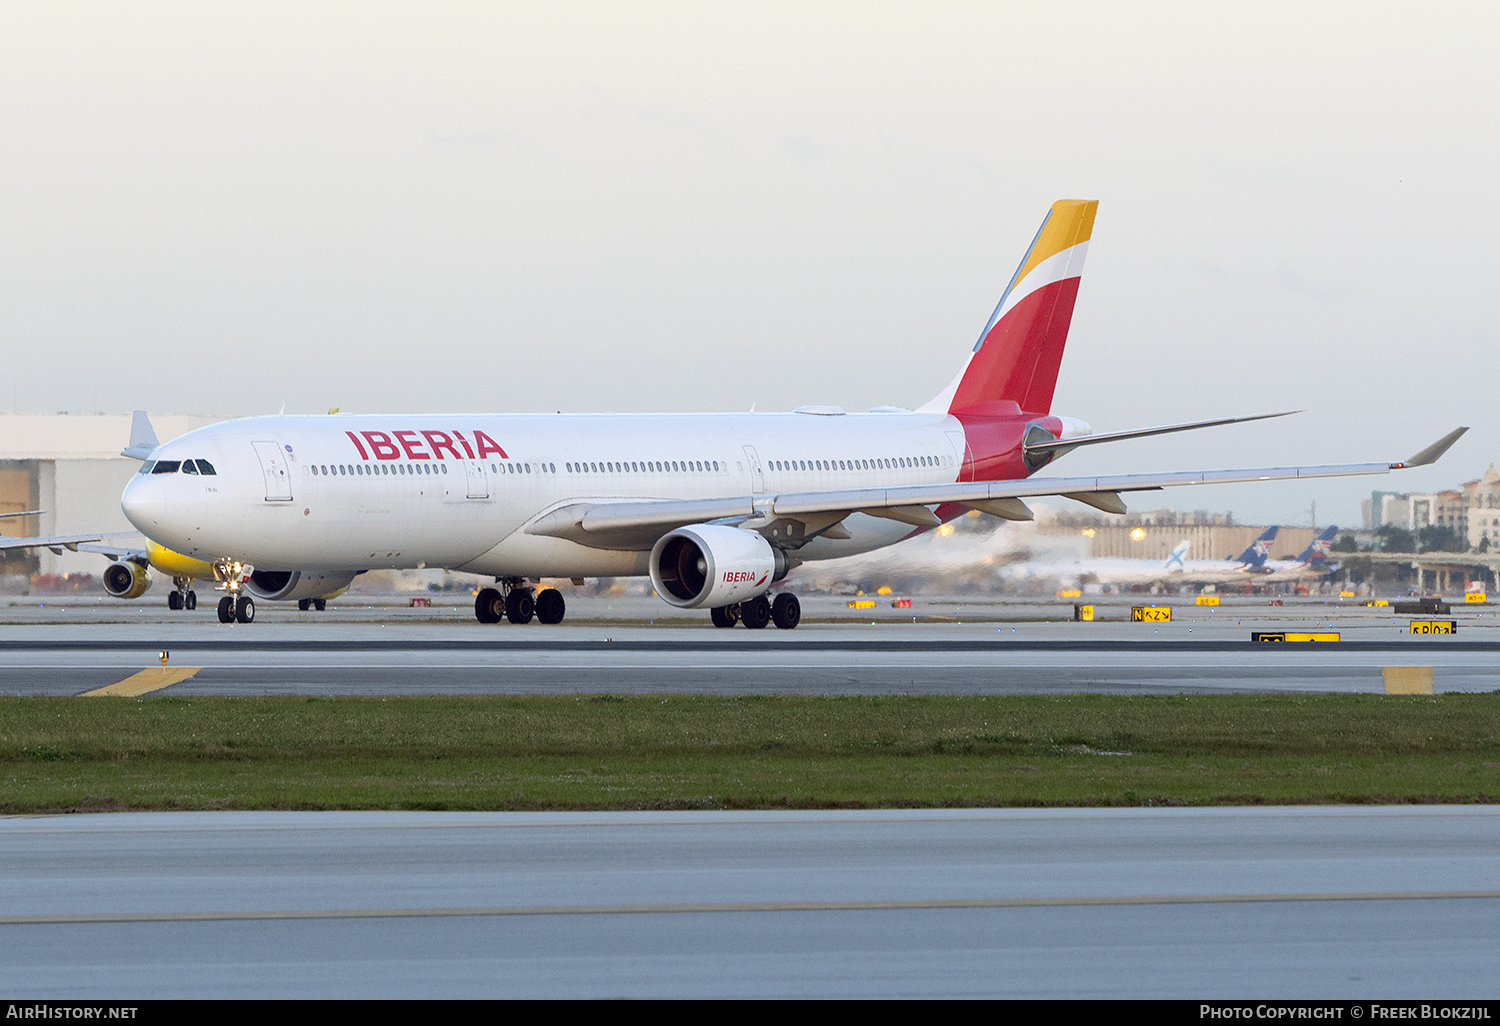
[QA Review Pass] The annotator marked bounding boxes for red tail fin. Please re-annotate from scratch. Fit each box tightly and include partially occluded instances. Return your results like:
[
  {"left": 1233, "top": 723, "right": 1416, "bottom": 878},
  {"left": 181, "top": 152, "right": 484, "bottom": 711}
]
[{"left": 921, "top": 200, "right": 1096, "bottom": 416}]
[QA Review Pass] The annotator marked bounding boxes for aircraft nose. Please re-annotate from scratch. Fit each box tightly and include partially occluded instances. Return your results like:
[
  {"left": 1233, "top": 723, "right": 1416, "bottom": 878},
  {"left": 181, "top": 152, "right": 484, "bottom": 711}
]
[{"left": 121, "top": 476, "right": 164, "bottom": 532}]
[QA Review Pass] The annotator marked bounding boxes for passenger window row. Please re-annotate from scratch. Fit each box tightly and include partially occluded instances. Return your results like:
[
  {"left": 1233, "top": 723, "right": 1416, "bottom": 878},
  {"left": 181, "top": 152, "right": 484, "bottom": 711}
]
[
  {"left": 767, "top": 455, "right": 946, "bottom": 472},
  {"left": 308, "top": 461, "right": 557, "bottom": 477},
  {"left": 141, "top": 460, "right": 216, "bottom": 476},
  {"left": 566, "top": 460, "right": 720, "bottom": 474},
  {"left": 312, "top": 462, "right": 448, "bottom": 476}
]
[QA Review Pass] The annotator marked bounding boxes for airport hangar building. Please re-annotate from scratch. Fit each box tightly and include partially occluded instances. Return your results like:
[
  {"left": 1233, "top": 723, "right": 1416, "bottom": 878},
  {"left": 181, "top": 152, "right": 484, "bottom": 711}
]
[{"left": 0, "top": 413, "right": 220, "bottom": 582}]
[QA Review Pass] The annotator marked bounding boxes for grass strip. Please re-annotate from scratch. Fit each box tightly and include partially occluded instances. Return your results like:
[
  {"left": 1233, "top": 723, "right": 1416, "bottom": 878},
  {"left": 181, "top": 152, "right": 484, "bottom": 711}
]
[{"left": 1, "top": 693, "right": 1497, "bottom": 812}]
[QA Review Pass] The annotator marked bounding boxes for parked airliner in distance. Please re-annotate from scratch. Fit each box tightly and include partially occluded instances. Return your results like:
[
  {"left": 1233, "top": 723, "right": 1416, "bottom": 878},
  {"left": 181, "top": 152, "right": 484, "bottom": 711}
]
[
  {"left": 114, "top": 200, "right": 1465, "bottom": 626},
  {"left": 999, "top": 526, "right": 1283, "bottom": 589},
  {"left": 1261, "top": 525, "right": 1342, "bottom": 581}
]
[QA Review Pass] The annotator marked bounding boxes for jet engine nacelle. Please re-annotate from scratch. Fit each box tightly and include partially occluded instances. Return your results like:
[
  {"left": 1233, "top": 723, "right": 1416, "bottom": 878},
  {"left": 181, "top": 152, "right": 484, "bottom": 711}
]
[
  {"left": 246, "top": 570, "right": 360, "bottom": 602},
  {"left": 101, "top": 560, "right": 151, "bottom": 599},
  {"left": 649, "top": 524, "right": 792, "bottom": 609}
]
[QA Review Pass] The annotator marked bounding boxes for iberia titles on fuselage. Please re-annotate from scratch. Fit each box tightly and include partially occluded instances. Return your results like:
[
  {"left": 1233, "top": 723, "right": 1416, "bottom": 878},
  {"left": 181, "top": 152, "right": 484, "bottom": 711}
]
[{"left": 118, "top": 199, "right": 1466, "bottom": 627}]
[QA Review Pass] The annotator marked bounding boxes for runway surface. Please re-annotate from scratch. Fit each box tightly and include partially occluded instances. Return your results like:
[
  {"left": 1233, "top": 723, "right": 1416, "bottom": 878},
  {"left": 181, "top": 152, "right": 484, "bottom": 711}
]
[
  {"left": 1, "top": 806, "right": 1496, "bottom": 998},
  {"left": 1, "top": 607, "right": 1497, "bottom": 695}
]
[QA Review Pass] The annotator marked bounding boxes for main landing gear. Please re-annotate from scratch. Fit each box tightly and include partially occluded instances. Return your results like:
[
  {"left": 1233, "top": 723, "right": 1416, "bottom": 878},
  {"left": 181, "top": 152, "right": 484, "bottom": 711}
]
[
  {"left": 474, "top": 578, "right": 567, "bottom": 625},
  {"left": 711, "top": 592, "right": 800, "bottom": 630},
  {"left": 167, "top": 577, "right": 197, "bottom": 611},
  {"left": 297, "top": 598, "right": 328, "bottom": 611}
]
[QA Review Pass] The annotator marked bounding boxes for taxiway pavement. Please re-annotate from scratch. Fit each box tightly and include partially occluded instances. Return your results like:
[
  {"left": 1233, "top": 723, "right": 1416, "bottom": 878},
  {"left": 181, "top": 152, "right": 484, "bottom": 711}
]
[{"left": 1, "top": 806, "right": 1496, "bottom": 999}]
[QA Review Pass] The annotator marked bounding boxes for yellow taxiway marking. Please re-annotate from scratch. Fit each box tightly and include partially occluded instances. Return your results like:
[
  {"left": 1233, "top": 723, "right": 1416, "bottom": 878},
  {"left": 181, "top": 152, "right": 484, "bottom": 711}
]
[
  {"left": 81, "top": 667, "right": 201, "bottom": 697},
  {"left": 1383, "top": 666, "right": 1435, "bottom": 695},
  {"left": 4, "top": 890, "right": 1498, "bottom": 925}
]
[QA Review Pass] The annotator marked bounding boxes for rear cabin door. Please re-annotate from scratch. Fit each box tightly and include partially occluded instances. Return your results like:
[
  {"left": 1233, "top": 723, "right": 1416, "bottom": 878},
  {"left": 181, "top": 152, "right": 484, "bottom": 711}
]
[{"left": 251, "top": 441, "right": 294, "bottom": 501}]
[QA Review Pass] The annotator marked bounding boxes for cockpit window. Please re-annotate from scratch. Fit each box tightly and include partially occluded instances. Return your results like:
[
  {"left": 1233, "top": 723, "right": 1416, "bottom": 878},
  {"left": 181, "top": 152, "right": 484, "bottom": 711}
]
[
  {"left": 152, "top": 461, "right": 181, "bottom": 474},
  {"left": 138, "top": 461, "right": 155, "bottom": 475},
  {"left": 196, "top": 460, "right": 216, "bottom": 475},
  {"left": 181, "top": 460, "right": 199, "bottom": 475}
]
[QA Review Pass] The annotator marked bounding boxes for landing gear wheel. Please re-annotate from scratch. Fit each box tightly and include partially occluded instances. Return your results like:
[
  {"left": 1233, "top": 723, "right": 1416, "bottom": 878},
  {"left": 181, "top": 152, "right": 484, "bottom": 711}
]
[
  {"left": 536, "top": 589, "right": 566, "bottom": 625},
  {"left": 506, "top": 588, "right": 535, "bottom": 624},
  {"left": 235, "top": 596, "right": 255, "bottom": 623},
  {"left": 298, "top": 598, "right": 310, "bottom": 611},
  {"left": 314, "top": 599, "right": 326, "bottom": 611},
  {"left": 771, "top": 593, "right": 801, "bottom": 630},
  {"left": 710, "top": 605, "right": 739, "bottom": 628},
  {"left": 185, "top": 591, "right": 197, "bottom": 610},
  {"left": 168, "top": 591, "right": 182, "bottom": 611},
  {"left": 740, "top": 595, "right": 771, "bottom": 629},
  {"left": 475, "top": 587, "right": 504, "bottom": 624},
  {"left": 217, "top": 596, "right": 234, "bottom": 624}
]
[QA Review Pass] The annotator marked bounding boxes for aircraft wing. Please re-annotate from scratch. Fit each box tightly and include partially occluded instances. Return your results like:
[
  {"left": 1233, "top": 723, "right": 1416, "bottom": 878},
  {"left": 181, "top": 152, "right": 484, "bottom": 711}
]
[
  {"left": 0, "top": 533, "right": 144, "bottom": 557},
  {"left": 75, "top": 541, "right": 149, "bottom": 563},
  {"left": 529, "top": 428, "right": 1468, "bottom": 550}
]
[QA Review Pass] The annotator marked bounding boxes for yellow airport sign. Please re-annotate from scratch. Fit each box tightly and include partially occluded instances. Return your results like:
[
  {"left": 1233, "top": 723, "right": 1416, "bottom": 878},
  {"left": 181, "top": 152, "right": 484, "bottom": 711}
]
[
  {"left": 1339, "top": 591, "right": 1355, "bottom": 598},
  {"left": 1364, "top": 599, "right": 1390, "bottom": 607},
  {"left": 1252, "top": 632, "right": 1341, "bottom": 642},
  {"left": 1195, "top": 595, "right": 1219, "bottom": 606},
  {"left": 1410, "top": 620, "right": 1457, "bottom": 634},
  {"left": 1465, "top": 592, "right": 1487, "bottom": 604},
  {"left": 1057, "top": 589, "right": 1082, "bottom": 598},
  {"left": 847, "top": 599, "right": 877, "bottom": 609},
  {"left": 1131, "top": 606, "right": 1172, "bottom": 622},
  {"left": 1073, "top": 604, "right": 1094, "bottom": 622},
  {"left": 1383, "top": 667, "right": 1434, "bottom": 694}
]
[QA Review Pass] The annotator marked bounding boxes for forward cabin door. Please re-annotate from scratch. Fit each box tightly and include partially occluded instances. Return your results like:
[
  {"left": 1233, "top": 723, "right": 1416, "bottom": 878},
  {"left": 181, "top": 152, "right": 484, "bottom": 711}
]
[
  {"left": 464, "top": 460, "right": 489, "bottom": 499},
  {"left": 743, "top": 445, "right": 764, "bottom": 493},
  {"left": 251, "top": 441, "right": 293, "bottom": 501}
]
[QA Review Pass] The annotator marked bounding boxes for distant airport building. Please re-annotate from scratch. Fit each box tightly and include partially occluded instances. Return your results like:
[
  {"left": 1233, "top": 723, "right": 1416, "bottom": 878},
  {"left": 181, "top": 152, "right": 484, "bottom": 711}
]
[
  {"left": 0, "top": 413, "right": 220, "bottom": 580},
  {"left": 1361, "top": 464, "right": 1500, "bottom": 550}
]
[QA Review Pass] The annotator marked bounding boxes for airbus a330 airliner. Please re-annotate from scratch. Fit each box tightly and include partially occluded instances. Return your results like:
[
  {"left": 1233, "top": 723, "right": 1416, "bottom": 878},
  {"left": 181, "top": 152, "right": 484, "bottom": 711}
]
[{"left": 116, "top": 200, "right": 1465, "bottom": 626}]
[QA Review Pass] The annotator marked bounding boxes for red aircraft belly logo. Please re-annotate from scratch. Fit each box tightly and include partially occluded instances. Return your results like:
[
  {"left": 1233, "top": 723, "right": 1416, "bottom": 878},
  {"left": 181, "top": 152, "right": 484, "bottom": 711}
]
[{"left": 345, "top": 429, "right": 508, "bottom": 461}]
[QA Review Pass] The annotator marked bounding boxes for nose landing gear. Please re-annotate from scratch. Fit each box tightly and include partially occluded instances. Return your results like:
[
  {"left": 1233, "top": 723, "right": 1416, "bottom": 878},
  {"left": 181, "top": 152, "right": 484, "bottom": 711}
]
[
  {"left": 217, "top": 595, "right": 254, "bottom": 623},
  {"left": 212, "top": 560, "right": 254, "bottom": 624}
]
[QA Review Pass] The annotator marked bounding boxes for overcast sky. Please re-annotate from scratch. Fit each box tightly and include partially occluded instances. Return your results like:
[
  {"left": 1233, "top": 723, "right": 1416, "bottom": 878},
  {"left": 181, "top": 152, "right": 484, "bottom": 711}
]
[{"left": 2, "top": 2, "right": 1495, "bottom": 525}]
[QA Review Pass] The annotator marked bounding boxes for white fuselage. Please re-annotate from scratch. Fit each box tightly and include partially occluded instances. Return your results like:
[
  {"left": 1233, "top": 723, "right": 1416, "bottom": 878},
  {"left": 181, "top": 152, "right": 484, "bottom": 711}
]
[{"left": 121, "top": 411, "right": 970, "bottom": 578}]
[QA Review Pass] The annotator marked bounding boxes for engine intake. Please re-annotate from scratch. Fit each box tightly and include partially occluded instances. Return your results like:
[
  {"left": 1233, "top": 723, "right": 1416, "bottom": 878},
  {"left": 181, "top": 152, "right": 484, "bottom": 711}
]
[
  {"left": 102, "top": 560, "right": 150, "bottom": 599},
  {"left": 649, "top": 524, "right": 792, "bottom": 609},
  {"left": 246, "top": 570, "right": 359, "bottom": 602}
]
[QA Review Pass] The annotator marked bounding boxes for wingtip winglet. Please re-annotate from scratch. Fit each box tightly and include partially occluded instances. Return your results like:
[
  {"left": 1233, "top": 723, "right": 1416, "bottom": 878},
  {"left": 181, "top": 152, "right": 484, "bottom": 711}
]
[{"left": 1395, "top": 427, "right": 1469, "bottom": 469}]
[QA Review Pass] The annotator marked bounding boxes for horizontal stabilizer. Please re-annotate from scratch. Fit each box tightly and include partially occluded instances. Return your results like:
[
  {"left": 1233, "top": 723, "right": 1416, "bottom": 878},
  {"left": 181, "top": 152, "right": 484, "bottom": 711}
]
[{"left": 1024, "top": 411, "right": 1298, "bottom": 461}]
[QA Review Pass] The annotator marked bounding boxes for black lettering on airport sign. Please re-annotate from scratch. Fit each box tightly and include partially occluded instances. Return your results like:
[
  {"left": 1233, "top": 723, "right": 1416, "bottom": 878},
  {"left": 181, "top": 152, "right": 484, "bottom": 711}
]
[
  {"left": 1252, "top": 632, "right": 1340, "bottom": 642},
  {"left": 1410, "top": 620, "right": 1457, "bottom": 634},
  {"left": 1130, "top": 606, "right": 1171, "bottom": 622}
]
